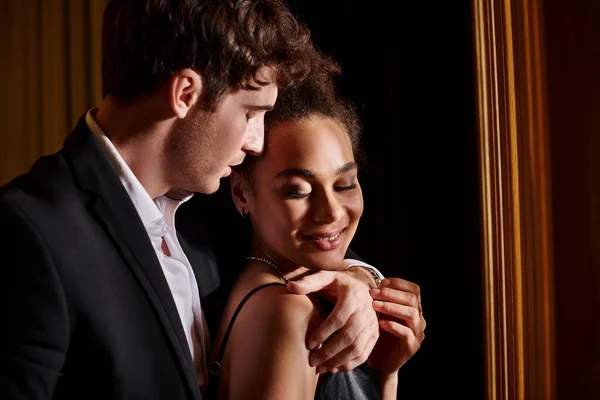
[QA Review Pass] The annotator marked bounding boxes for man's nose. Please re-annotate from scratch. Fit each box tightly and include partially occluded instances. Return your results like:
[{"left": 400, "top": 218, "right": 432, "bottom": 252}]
[{"left": 242, "top": 119, "right": 265, "bottom": 156}]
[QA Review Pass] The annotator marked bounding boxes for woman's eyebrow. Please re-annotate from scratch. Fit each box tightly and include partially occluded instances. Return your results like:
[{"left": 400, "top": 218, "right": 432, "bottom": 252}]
[
  {"left": 275, "top": 162, "right": 357, "bottom": 179},
  {"left": 276, "top": 168, "right": 315, "bottom": 179},
  {"left": 335, "top": 162, "right": 358, "bottom": 175}
]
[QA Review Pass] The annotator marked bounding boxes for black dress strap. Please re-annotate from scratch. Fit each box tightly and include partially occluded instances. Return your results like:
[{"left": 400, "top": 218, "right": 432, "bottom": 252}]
[
  {"left": 209, "top": 282, "right": 286, "bottom": 377},
  {"left": 205, "top": 282, "right": 382, "bottom": 400}
]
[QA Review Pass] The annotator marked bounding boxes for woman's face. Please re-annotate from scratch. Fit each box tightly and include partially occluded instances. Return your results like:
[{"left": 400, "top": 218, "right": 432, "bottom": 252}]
[{"left": 240, "top": 115, "right": 364, "bottom": 271}]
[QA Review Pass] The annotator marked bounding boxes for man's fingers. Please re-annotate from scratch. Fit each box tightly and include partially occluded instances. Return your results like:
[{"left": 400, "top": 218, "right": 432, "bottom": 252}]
[
  {"left": 316, "top": 342, "right": 366, "bottom": 374},
  {"left": 308, "top": 306, "right": 358, "bottom": 354},
  {"left": 287, "top": 270, "right": 335, "bottom": 295},
  {"left": 313, "top": 322, "right": 378, "bottom": 373},
  {"left": 306, "top": 294, "right": 355, "bottom": 349},
  {"left": 332, "top": 330, "right": 378, "bottom": 373},
  {"left": 312, "top": 325, "right": 366, "bottom": 372}
]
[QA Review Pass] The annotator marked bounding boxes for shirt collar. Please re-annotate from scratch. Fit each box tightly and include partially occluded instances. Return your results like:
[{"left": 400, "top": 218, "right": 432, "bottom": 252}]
[{"left": 85, "top": 109, "right": 165, "bottom": 232}]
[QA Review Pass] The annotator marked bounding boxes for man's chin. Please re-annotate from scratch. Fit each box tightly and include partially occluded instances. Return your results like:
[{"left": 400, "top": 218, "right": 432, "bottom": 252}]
[
  {"left": 222, "top": 166, "right": 232, "bottom": 177},
  {"left": 186, "top": 178, "right": 221, "bottom": 195},
  {"left": 203, "top": 180, "right": 221, "bottom": 194}
]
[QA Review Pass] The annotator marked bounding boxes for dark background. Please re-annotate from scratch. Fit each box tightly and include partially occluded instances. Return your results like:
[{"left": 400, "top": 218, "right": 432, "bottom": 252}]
[
  {"left": 544, "top": 1, "right": 600, "bottom": 398},
  {"left": 183, "top": 1, "right": 484, "bottom": 398}
]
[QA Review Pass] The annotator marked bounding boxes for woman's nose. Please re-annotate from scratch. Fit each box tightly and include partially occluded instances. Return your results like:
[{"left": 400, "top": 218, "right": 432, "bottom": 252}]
[{"left": 312, "top": 190, "right": 344, "bottom": 223}]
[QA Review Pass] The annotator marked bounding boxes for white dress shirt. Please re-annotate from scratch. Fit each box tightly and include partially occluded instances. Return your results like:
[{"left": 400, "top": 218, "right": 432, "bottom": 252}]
[{"left": 85, "top": 110, "right": 208, "bottom": 387}]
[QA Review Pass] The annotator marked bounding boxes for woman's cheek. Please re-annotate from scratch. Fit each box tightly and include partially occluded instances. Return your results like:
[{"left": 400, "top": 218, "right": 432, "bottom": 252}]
[
  {"left": 286, "top": 201, "right": 310, "bottom": 230},
  {"left": 346, "top": 189, "right": 364, "bottom": 221}
]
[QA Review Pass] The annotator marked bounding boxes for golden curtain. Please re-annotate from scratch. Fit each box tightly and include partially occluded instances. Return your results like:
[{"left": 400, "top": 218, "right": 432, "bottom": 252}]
[{"left": 0, "top": 0, "right": 108, "bottom": 185}]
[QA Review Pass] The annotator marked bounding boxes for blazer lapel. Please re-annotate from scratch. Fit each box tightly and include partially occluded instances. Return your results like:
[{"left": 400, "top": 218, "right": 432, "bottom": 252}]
[
  {"left": 63, "top": 117, "right": 202, "bottom": 400},
  {"left": 177, "top": 231, "right": 220, "bottom": 302}
]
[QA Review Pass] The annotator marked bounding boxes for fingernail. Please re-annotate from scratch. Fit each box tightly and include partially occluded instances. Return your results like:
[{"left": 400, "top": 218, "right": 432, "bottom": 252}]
[
  {"left": 286, "top": 282, "right": 300, "bottom": 293},
  {"left": 330, "top": 368, "right": 339, "bottom": 374},
  {"left": 309, "top": 355, "right": 320, "bottom": 367},
  {"left": 370, "top": 289, "right": 381, "bottom": 296},
  {"left": 316, "top": 366, "right": 327, "bottom": 374},
  {"left": 307, "top": 341, "right": 318, "bottom": 350},
  {"left": 372, "top": 300, "right": 383, "bottom": 308},
  {"left": 380, "top": 279, "right": 390, "bottom": 287}
]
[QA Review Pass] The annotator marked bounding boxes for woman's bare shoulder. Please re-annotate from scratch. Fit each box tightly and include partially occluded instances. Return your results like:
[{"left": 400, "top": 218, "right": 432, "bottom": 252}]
[
  {"left": 227, "top": 262, "right": 323, "bottom": 328},
  {"left": 234, "top": 281, "right": 323, "bottom": 332},
  {"left": 219, "top": 270, "right": 323, "bottom": 399}
]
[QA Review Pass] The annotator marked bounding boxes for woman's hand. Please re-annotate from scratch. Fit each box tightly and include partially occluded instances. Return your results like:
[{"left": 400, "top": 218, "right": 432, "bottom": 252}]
[{"left": 368, "top": 277, "right": 426, "bottom": 376}]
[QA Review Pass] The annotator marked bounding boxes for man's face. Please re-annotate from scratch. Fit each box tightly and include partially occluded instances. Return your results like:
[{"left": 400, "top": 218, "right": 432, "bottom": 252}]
[{"left": 167, "top": 66, "right": 277, "bottom": 194}]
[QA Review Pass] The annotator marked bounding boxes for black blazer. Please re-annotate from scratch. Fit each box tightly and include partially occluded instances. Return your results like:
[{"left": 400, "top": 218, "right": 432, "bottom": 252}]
[{"left": 0, "top": 116, "right": 220, "bottom": 400}]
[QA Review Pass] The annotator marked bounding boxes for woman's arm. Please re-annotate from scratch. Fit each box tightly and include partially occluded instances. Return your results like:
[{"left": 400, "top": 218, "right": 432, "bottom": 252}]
[
  {"left": 380, "top": 373, "right": 399, "bottom": 400},
  {"left": 224, "top": 286, "right": 323, "bottom": 400},
  {"left": 369, "top": 277, "right": 427, "bottom": 398}
]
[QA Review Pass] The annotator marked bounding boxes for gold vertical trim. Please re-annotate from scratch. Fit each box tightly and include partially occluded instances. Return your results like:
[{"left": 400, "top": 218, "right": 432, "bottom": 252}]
[
  {"left": 89, "top": 0, "right": 109, "bottom": 106},
  {"left": 0, "top": 1, "right": 106, "bottom": 184},
  {"left": 473, "top": 0, "right": 555, "bottom": 398},
  {"left": 501, "top": 2, "right": 525, "bottom": 398}
]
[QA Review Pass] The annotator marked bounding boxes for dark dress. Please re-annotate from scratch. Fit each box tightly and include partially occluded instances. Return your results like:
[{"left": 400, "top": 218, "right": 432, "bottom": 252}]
[{"left": 207, "top": 283, "right": 382, "bottom": 399}]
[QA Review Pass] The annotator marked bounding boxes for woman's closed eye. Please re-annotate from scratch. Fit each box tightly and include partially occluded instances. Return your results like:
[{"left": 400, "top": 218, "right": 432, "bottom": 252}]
[
  {"left": 334, "top": 183, "right": 357, "bottom": 192},
  {"left": 284, "top": 184, "right": 357, "bottom": 199},
  {"left": 282, "top": 184, "right": 311, "bottom": 199},
  {"left": 333, "top": 175, "right": 358, "bottom": 192},
  {"left": 285, "top": 191, "right": 311, "bottom": 199}
]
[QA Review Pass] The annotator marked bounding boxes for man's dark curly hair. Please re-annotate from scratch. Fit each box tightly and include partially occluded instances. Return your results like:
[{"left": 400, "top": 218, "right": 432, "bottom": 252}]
[{"left": 102, "top": 0, "right": 319, "bottom": 109}]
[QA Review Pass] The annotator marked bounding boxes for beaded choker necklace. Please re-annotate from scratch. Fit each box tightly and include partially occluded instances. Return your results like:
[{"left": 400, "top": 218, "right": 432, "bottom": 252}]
[{"left": 246, "top": 256, "right": 289, "bottom": 283}]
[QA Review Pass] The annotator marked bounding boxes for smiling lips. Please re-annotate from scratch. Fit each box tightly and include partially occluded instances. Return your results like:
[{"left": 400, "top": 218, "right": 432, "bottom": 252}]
[{"left": 304, "top": 228, "right": 346, "bottom": 251}]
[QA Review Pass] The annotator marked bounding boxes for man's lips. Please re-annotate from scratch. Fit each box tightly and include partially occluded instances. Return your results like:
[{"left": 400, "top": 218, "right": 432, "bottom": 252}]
[{"left": 230, "top": 156, "right": 246, "bottom": 167}]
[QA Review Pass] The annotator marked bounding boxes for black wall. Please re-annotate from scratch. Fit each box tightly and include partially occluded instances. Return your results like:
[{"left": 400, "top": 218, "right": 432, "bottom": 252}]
[
  {"left": 181, "top": 1, "right": 484, "bottom": 398},
  {"left": 286, "top": 1, "right": 483, "bottom": 398}
]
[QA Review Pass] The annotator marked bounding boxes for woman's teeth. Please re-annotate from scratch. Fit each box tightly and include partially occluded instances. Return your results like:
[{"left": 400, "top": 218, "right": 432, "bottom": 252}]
[{"left": 313, "top": 232, "right": 341, "bottom": 241}]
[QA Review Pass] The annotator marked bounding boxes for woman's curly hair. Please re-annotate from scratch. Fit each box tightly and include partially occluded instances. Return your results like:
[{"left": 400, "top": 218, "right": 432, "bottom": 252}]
[{"left": 237, "top": 56, "right": 364, "bottom": 180}]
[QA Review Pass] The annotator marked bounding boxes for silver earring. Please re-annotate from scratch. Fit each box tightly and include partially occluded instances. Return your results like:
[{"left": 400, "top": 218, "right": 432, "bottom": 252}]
[{"left": 240, "top": 209, "right": 246, "bottom": 218}]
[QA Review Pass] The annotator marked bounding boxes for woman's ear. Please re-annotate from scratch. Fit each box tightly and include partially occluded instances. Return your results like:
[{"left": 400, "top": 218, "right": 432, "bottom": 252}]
[{"left": 231, "top": 170, "right": 251, "bottom": 217}]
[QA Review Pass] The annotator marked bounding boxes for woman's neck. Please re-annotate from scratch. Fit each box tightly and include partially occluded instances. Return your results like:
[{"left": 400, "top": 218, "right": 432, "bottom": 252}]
[{"left": 249, "top": 238, "right": 311, "bottom": 282}]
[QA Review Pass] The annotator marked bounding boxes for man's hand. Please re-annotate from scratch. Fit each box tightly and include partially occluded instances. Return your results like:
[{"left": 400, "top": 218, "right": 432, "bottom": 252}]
[
  {"left": 368, "top": 277, "right": 426, "bottom": 376},
  {"left": 287, "top": 268, "right": 379, "bottom": 374}
]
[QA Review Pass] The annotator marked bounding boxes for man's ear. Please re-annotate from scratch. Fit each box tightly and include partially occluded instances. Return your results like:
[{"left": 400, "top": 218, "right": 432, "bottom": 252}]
[
  {"left": 231, "top": 170, "right": 252, "bottom": 216},
  {"left": 169, "top": 68, "right": 203, "bottom": 118}
]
